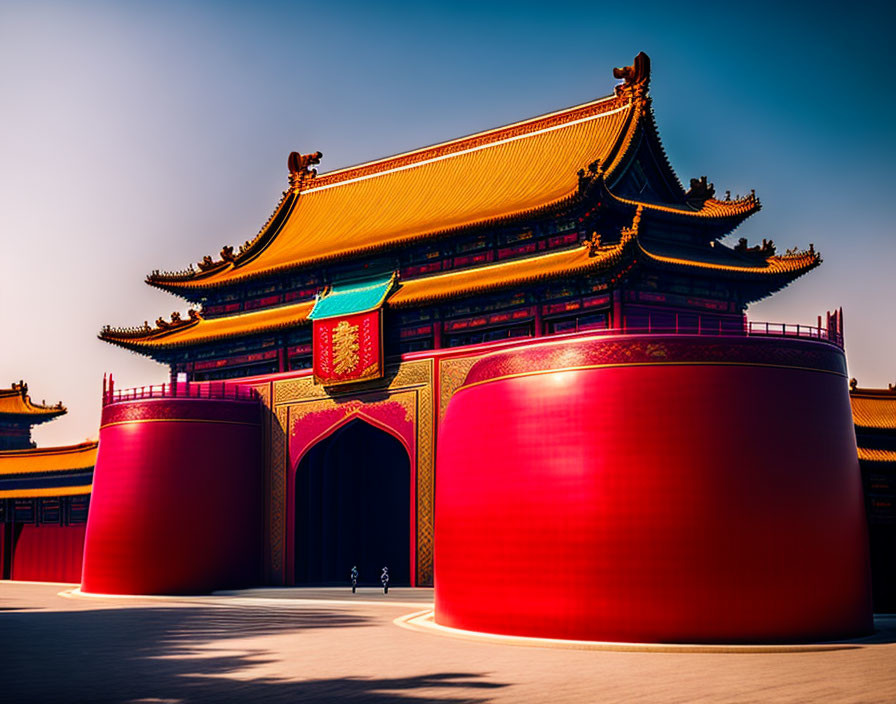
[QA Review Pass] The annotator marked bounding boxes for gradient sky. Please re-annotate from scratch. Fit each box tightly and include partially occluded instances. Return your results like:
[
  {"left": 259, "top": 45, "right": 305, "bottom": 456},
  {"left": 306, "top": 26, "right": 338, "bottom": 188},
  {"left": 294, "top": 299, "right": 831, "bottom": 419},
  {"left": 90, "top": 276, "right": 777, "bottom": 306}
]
[{"left": 1, "top": 0, "right": 894, "bottom": 446}]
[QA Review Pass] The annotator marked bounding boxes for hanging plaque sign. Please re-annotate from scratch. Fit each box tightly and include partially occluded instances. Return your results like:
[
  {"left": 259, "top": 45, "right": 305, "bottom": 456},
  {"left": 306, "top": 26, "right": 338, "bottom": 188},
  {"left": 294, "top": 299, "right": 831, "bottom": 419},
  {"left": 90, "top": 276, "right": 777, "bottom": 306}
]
[
  {"left": 312, "top": 309, "right": 384, "bottom": 385},
  {"left": 308, "top": 273, "right": 395, "bottom": 386}
]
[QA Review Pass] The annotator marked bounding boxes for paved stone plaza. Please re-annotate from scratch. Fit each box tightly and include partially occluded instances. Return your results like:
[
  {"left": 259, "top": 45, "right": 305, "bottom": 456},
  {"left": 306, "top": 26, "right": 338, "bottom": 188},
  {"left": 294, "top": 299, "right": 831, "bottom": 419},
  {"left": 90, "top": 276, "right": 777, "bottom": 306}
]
[{"left": 1, "top": 582, "right": 894, "bottom": 703}]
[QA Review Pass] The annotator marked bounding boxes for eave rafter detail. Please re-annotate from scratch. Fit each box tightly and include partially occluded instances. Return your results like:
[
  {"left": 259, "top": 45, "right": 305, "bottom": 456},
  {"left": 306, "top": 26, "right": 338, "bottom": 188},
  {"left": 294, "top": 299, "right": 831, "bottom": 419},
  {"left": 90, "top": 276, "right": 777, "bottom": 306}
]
[{"left": 99, "top": 210, "right": 645, "bottom": 353}]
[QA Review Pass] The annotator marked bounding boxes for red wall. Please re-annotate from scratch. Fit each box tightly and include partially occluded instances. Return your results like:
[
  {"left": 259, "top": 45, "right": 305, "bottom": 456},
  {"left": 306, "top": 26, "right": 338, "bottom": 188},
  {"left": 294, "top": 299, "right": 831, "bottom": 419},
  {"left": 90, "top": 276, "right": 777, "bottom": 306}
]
[
  {"left": 82, "top": 398, "right": 262, "bottom": 594},
  {"left": 11, "top": 524, "right": 86, "bottom": 583},
  {"left": 435, "top": 334, "right": 873, "bottom": 643}
]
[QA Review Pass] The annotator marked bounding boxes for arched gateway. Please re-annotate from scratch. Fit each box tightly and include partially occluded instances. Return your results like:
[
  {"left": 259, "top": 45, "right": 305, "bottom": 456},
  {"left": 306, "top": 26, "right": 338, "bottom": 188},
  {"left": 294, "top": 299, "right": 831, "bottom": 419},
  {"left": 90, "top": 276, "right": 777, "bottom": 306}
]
[{"left": 294, "top": 419, "right": 411, "bottom": 586}]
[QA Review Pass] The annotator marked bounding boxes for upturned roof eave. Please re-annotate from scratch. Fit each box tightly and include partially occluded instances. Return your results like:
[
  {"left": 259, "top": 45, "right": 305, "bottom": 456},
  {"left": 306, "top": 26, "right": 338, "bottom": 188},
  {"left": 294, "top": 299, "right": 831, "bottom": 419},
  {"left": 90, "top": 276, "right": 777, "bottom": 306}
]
[
  {"left": 145, "top": 189, "right": 301, "bottom": 294},
  {"left": 637, "top": 239, "right": 821, "bottom": 280}
]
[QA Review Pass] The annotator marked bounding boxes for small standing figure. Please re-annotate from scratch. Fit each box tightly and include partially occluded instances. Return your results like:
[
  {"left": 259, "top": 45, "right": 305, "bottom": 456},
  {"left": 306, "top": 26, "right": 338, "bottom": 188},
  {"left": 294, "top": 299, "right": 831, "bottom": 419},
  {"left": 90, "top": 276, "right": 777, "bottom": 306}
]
[
  {"left": 380, "top": 566, "right": 389, "bottom": 595},
  {"left": 350, "top": 566, "right": 358, "bottom": 594}
]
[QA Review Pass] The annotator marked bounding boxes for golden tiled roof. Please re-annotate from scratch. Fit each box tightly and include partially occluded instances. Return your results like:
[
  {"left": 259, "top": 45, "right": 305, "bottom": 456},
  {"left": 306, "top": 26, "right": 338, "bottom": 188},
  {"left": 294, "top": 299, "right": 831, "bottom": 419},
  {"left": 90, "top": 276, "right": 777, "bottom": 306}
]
[
  {"left": 150, "top": 94, "right": 639, "bottom": 291},
  {"left": 0, "top": 441, "right": 97, "bottom": 475},
  {"left": 851, "top": 392, "right": 896, "bottom": 430},
  {"left": 857, "top": 446, "right": 896, "bottom": 463},
  {"left": 146, "top": 54, "right": 772, "bottom": 296},
  {"left": 0, "top": 383, "right": 66, "bottom": 418}
]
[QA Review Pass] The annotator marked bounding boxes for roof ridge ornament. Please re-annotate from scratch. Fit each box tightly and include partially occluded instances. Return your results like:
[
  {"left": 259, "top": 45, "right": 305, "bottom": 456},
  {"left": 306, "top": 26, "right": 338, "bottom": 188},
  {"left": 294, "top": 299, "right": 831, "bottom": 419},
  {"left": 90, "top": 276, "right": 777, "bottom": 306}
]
[
  {"left": 686, "top": 176, "right": 715, "bottom": 203},
  {"left": 577, "top": 159, "right": 603, "bottom": 192},
  {"left": 288, "top": 150, "right": 323, "bottom": 191},
  {"left": 735, "top": 237, "right": 777, "bottom": 257},
  {"left": 613, "top": 52, "right": 651, "bottom": 100}
]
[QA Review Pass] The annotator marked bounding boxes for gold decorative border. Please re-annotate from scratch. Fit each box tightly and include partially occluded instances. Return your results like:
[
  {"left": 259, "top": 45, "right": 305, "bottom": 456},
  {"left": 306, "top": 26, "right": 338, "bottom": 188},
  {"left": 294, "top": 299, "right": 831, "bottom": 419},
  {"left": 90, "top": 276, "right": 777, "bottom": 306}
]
[
  {"left": 99, "top": 418, "right": 258, "bottom": 430},
  {"left": 246, "top": 383, "right": 276, "bottom": 582},
  {"left": 456, "top": 359, "right": 848, "bottom": 397},
  {"left": 268, "top": 358, "right": 435, "bottom": 585},
  {"left": 438, "top": 355, "right": 484, "bottom": 423},
  {"left": 271, "top": 404, "right": 288, "bottom": 582}
]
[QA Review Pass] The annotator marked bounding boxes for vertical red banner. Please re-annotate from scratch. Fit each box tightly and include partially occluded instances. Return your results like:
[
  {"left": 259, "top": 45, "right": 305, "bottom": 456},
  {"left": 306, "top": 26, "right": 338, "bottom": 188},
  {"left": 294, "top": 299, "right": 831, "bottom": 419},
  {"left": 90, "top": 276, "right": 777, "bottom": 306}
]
[{"left": 313, "top": 309, "right": 384, "bottom": 385}]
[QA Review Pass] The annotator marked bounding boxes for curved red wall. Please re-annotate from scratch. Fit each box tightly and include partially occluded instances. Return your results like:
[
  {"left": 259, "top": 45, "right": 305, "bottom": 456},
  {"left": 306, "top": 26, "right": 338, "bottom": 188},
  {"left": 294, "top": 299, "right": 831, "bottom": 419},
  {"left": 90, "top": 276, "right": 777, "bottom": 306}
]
[
  {"left": 82, "top": 398, "right": 261, "bottom": 594},
  {"left": 434, "top": 335, "right": 873, "bottom": 643}
]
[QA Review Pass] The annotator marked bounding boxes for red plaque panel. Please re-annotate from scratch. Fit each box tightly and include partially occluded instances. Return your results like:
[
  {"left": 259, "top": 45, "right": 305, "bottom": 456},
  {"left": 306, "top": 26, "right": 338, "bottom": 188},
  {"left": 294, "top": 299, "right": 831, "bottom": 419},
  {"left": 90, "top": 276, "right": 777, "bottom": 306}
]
[{"left": 312, "top": 309, "right": 384, "bottom": 385}]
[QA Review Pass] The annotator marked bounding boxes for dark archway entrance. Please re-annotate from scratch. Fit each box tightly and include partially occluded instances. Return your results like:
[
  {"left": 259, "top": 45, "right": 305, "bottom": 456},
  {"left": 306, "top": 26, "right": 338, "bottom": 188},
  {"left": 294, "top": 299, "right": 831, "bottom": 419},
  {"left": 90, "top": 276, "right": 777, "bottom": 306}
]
[{"left": 294, "top": 419, "right": 411, "bottom": 586}]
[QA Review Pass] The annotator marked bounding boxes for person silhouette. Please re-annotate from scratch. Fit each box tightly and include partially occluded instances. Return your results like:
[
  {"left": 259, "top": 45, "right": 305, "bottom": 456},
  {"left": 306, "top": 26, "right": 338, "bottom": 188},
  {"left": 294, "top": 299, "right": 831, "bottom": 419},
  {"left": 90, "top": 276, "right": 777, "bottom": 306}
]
[
  {"left": 350, "top": 566, "right": 358, "bottom": 594},
  {"left": 380, "top": 566, "right": 389, "bottom": 594}
]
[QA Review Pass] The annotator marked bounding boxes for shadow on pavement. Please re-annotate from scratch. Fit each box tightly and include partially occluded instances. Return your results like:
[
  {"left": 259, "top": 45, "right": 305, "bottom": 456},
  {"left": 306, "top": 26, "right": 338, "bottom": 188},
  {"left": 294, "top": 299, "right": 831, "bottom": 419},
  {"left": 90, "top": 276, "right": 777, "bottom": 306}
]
[
  {"left": 0, "top": 604, "right": 504, "bottom": 703},
  {"left": 848, "top": 614, "right": 896, "bottom": 644}
]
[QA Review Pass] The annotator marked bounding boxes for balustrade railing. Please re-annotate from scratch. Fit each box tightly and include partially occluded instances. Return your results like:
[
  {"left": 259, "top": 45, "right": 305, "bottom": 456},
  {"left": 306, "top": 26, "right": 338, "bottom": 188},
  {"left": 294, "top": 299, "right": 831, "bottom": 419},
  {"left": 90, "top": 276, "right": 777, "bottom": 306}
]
[
  {"left": 616, "top": 319, "right": 842, "bottom": 347},
  {"left": 553, "top": 319, "right": 843, "bottom": 347},
  {"left": 102, "top": 380, "right": 258, "bottom": 406},
  {"left": 744, "top": 320, "right": 842, "bottom": 346}
]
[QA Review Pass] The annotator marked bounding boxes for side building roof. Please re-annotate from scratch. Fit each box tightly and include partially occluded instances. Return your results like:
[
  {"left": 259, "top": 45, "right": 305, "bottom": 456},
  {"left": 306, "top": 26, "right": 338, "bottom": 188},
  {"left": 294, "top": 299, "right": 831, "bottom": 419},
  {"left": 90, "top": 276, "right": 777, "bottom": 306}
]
[
  {"left": 0, "top": 441, "right": 97, "bottom": 498},
  {"left": 851, "top": 386, "right": 896, "bottom": 431},
  {"left": 0, "top": 382, "right": 66, "bottom": 424}
]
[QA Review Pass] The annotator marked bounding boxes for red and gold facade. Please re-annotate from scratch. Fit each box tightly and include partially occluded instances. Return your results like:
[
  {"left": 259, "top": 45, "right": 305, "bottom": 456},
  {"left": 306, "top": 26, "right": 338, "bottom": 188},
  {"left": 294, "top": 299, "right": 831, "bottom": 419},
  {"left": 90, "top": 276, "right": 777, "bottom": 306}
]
[{"left": 88, "top": 53, "right": 873, "bottom": 641}]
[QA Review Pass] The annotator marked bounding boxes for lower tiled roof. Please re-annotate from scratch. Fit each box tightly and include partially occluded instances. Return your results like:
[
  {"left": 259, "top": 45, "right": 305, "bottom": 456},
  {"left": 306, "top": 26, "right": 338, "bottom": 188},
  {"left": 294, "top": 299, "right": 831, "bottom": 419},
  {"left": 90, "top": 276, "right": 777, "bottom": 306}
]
[
  {"left": 851, "top": 392, "right": 896, "bottom": 430},
  {"left": 0, "top": 441, "right": 97, "bottom": 498},
  {"left": 857, "top": 446, "right": 896, "bottom": 463}
]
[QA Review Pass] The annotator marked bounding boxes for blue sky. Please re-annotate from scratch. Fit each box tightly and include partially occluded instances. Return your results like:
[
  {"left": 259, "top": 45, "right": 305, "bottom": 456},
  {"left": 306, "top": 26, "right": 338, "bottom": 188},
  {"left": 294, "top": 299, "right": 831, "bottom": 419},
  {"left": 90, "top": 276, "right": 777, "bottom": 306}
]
[{"left": 1, "top": 0, "right": 894, "bottom": 445}]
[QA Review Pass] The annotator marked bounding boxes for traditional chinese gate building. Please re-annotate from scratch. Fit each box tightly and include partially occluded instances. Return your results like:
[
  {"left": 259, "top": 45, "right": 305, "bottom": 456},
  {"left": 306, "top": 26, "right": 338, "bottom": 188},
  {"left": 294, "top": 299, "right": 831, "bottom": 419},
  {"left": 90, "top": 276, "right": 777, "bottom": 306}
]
[{"left": 89, "top": 54, "right": 872, "bottom": 642}]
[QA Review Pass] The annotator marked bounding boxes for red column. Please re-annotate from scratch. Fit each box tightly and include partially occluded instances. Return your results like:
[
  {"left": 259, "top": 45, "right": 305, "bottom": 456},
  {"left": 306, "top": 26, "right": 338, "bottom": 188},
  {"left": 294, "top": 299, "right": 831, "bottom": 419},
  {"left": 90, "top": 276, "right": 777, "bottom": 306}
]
[{"left": 612, "top": 289, "right": 623, "bottom": 331}]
